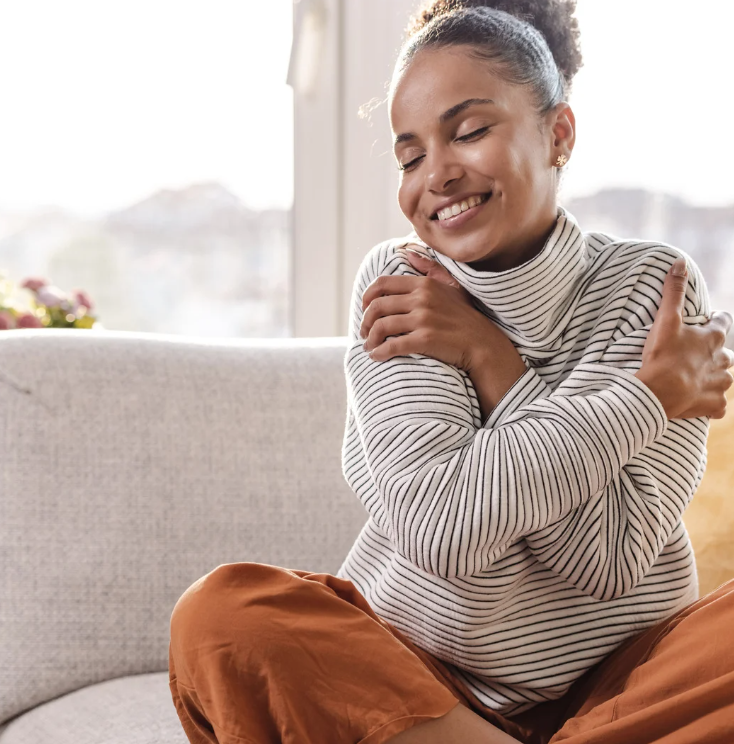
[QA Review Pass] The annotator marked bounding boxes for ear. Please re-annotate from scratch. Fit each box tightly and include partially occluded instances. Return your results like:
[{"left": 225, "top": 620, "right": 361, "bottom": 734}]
[{"left": 548, "top": 102, "right": 576, "bottom": 164}]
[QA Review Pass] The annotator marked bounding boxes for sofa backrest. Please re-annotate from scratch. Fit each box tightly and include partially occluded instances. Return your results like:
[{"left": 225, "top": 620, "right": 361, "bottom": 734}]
[{"left": 0, "top": 329, "right": 367, "bottom": 725}]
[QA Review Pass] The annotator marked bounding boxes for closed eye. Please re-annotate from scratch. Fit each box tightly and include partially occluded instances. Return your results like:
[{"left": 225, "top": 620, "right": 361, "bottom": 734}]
[
  {"left": 399, "top": 156, "right": 423, "bottom": 172},
  {"left": 398, "top": 127, "right": 491, "bottom": 172},
  {"left": 457, "top": 126, "right": 490, "bottom": 142}
]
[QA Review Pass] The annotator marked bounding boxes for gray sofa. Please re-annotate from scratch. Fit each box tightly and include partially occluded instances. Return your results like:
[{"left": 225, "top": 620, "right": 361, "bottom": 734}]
[{"left": 0, "top": 329, "right": 366, "bottom": 743}]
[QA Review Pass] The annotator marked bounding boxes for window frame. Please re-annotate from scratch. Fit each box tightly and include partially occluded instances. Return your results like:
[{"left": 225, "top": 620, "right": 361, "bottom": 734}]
[{"left": 289, "top": 0, "right": 415, "bottom": 337}]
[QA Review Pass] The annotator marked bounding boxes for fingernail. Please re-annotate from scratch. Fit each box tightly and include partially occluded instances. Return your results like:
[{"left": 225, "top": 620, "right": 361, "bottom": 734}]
[
  {"left": 404, "top": 247, "right": 429, "bottom": 258},
  {"left": 672, "top": 258, "right": 687, "bottom": 277}
]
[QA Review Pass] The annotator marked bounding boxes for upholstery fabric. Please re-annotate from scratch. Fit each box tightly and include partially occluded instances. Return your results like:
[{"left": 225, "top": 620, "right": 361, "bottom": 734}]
[
  {"left": 0, "top": 673, "right": 186, "bottom": 744},
  {"left": 0, "top": 330, "right": 366, "bottom": 726}
]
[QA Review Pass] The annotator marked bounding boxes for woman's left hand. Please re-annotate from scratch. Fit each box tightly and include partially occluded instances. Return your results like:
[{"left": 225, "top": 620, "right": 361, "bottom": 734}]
[{"left": 360, "top": 246, "right": 499, "bottom": 372}]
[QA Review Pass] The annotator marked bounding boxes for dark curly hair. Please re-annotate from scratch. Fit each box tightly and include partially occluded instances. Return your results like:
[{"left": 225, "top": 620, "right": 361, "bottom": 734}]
[{"left": 395, "top": 0, "right": 583, "bottom": 116}]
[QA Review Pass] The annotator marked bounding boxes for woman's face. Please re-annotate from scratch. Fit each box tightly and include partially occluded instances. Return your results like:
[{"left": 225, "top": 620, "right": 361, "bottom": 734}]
[{"left": 389, "top": 45, "right": 574, "bottom": 272}]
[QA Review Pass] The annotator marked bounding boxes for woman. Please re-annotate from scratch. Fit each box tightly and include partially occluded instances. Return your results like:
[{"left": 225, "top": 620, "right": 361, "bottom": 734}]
[{"left": 168, "top": 2, "right": 734, "bottom": 742}]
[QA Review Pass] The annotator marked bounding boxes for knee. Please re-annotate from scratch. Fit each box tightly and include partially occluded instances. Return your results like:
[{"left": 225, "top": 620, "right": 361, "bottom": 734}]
[{"left": 169, "top": 562, "right": 294, "bottom": 648}]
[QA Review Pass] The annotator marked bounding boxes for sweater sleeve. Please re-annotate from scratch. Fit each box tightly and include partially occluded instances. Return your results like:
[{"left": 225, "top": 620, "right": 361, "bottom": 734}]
[
  {"left": 521, "top": 252, "right": 711, "bottom": 600},
  {"left": 507, "top": 359, "right": 708, "bottom": 599},
  {"left": 344, "top": 240, "right": 709, "bottom": 595}
]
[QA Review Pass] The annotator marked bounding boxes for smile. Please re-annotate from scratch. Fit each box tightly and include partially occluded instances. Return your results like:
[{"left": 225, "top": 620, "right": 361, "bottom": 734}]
[{"left": 432, "top": 192, "right": 492, "bottom": 229}]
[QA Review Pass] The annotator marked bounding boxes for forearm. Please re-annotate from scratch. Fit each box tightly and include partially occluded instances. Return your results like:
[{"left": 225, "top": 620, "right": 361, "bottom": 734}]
[
  {"left": 467, "top": 346, "right": 529, "bottom": 423},
  {"left": 353, "top": 360, "right": 669, "bottom": 579}
]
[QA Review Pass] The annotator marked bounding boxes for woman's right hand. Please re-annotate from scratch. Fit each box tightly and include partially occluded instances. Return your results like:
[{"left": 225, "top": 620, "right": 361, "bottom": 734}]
[{"left": 635, "top": 258, "right": 734, "bottom": 420}]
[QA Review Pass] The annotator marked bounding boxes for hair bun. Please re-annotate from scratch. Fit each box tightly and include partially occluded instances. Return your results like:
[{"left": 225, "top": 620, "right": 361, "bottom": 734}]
[{"left": 406, "top": 0, "right": 583, "bottom": 86}]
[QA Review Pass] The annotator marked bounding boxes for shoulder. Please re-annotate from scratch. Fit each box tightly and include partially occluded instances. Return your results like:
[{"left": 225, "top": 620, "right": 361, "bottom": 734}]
[
  {"left": 584, "top": 231, "right": 711, "bottom": 320},
  {"left": 346, "top": 232, "right": 430, "bottom": 345},
  {"left": 351, "top": 232, "right": 429, "bottom": 296},
  {"left": 586, "top": 230, "right": 694, "bottom": 270}
]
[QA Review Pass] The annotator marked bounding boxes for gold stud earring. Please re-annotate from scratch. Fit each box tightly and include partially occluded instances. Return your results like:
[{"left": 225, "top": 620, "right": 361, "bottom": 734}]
[{"left": 555, "top": 154, "right": 568, "bottom": 167}]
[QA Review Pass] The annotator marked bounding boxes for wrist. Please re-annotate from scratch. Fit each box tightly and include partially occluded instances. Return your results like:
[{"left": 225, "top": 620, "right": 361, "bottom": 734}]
[
  {"left": 468, "top": 345, "right": 528, "bottom": 421},
  {"left": 634, "top": 367, "right": 670, "bottom": 418},
  {"left": 468, "top": 341, "right": 527, "bottom": 379}
]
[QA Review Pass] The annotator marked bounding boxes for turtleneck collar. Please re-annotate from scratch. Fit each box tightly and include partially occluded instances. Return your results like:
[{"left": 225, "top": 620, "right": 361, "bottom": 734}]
[{"left": 401, "top": 207, "right": 590, "bottom": 359}]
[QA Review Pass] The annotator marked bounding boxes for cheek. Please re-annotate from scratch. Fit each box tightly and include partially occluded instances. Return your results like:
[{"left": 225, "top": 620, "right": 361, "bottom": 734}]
[
  {"left": 512, "top": 133, "right": 548, "bottom": 185},
  {"left": 397, "top": 182, "right": 417, "bottom": 219},
  {"left": 470, "top": 139, "right": 522, "bottom": 192}
]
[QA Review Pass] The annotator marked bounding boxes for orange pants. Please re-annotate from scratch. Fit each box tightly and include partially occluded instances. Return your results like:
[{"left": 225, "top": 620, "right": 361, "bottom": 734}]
[{"left": 168, "top": 563, "right": 734, "bottom": 744}]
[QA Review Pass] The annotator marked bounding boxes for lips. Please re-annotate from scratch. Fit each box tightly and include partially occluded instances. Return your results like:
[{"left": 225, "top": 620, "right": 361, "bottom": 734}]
[
  {"left": 431, "top": 191, "right": 493, "bottom": 231},
  {"left": 431, "top": 191, "right": 492, "bottom": 222}
]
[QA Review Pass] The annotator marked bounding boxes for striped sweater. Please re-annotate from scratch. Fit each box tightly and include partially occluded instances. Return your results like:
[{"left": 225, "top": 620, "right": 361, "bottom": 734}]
[{"left": 336, "top": 206, "right": 711, "bottom": 714}]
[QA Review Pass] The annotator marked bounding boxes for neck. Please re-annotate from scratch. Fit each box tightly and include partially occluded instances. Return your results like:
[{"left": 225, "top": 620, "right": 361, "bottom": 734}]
[{"left": 467, "top": 207, "right": 559, "bottom": 273}]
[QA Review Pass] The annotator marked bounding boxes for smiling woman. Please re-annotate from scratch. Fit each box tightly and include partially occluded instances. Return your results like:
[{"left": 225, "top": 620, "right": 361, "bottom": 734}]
[
  {"left": 391, "top": 56, "right": 574, "bottom": 270},
  {"left": 167, "top": 2, "right": 734, "bottom": 743},
  {"left": 387, "top": 1, "right": 580, "bottom": 272}
]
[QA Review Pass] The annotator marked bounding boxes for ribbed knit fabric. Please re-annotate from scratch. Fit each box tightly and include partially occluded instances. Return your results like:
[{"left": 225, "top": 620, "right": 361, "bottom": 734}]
[{"left": 337, "top": 206, "right": 711, "bottom": 715}]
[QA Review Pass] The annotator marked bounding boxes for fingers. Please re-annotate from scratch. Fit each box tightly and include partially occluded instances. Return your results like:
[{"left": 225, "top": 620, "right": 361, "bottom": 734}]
[
  {"left": 657, "top": 258, "right": 688, "bottom": 325},
  {"left": 397, "top": 243, "right": 432, "bottom": 259},
  {"left": 359, "top": 293, "right": 413, "bottom": 339},
  {"left": 724, "top": 346, "right": 734, "bottom": 370},
  {"left": 706, "top": 310, "right": 734, "bottom": 338},
  {"left": 362, "top": 314, "right": 415, "bottom": 356},
  {"left": 361, "top": 275, "right": 417, "bottom": 312},
  {"left": 399, "top": 246, "right": 460, "bottom": 288},
  {"left": 677, "top": 385, "right": 730, "bottom": 419},
  {"left": 706, "top": 368, "right": 732, "bottom": 419},
  {"left": 699, "top": 312, "right": 732, "bottom": 355}
]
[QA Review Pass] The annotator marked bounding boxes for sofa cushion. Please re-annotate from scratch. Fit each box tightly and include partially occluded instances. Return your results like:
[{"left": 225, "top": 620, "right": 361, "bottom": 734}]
[{"left": 0, "top": 673, "right": 187, "bottom": 744}]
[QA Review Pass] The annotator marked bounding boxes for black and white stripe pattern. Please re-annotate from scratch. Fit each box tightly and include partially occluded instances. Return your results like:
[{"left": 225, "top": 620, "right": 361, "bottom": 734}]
[{"left": 336, "top": 207, "right": 711, "bottom": 714}]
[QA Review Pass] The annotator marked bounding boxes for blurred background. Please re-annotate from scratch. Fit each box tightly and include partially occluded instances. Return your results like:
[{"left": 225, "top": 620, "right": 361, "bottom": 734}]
[{"left": 0, "top": 0, "right": 731, "bottom": 339}]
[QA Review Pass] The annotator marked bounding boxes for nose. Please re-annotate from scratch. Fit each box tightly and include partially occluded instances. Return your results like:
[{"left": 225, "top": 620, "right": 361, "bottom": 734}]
[{"left": 424, "top": 147, "right": 464, "bottom": 193}]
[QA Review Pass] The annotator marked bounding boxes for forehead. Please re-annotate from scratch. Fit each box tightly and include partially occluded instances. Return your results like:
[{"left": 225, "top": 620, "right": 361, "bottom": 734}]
[{"left": 389, "top": 46, "right": 524, "bottom": 131}]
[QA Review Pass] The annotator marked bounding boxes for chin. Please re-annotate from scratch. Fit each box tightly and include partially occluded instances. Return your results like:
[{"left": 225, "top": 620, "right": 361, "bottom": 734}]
[{"left": 434, "top": 232, "right": 496, "bottom": 266}]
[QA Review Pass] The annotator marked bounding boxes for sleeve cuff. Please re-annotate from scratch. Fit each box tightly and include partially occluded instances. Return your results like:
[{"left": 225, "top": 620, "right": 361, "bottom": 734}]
[
  {"left": 481, "top": 366, "right": 552, "bottom": 429},
  {"left": 614, "top": 365, "right": 670, "bottom": 441}
]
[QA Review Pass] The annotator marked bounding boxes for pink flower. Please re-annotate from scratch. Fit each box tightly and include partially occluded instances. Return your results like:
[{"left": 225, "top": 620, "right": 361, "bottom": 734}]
[
  {"left": 36, "top": 284, "right": 68, "bottom": 308},
  {"left": 16, "top": 312, "right": 44, "bottom": 328},
  {"left": 21, "top": 277, "right": 50, "bottom": 292},
  {"left": 0, "top": 311, "right": 16, "bottom": 330},
  {"left": 72, "top": 288, "right": 94, "bottom": 312}
]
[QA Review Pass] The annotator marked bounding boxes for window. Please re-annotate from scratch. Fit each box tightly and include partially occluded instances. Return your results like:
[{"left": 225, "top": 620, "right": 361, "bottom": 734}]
[
  {"left": 562, "top": 0, "right": 734, "bottom": 329},
  {"left": 0, "top": 0, "right": 294, "bottom": 337}
]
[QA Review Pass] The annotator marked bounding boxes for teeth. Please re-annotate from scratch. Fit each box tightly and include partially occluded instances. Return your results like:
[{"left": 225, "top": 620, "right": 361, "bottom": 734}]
[{"left": 437, "top": 194, "right": 487, "bottom": 221}]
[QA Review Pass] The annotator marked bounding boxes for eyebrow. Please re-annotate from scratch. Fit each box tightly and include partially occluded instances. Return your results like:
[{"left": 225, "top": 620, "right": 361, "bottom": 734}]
[{"left": 393, "top": 98, "right": 495, "bottom": 148}]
